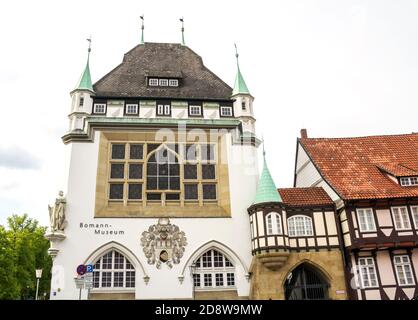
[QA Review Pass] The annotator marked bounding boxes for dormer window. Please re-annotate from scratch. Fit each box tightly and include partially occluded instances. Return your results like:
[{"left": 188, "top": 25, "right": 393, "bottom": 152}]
[
  {"left": 156, "top": 101, "right": 171, "bottom": 116},
  {"left": 159, "top": 79, "right": 169, "bottom": 86},
  {"left": 189, "top": 103, "right": 202, "bottom": 117},
  {"left": 148, "top": 78, "right": 180, "bottom": 88},
  {"left": 169, "top": 79, "right": 179, "bottom": 87},
  {"left": 93, "top": 103, "right": 106, "bottom": 114},
  {"left": 220, "top": 106, "right": 233, "bottom": 117},
  {"left": 400, "top": 177, "right": 418, "bottom": 186},
  {"left": 125, "top": 104, "right": 139, "bottom": 115},
  {"left": 149, "top": 78, "right": 159, "bottom": 86}
]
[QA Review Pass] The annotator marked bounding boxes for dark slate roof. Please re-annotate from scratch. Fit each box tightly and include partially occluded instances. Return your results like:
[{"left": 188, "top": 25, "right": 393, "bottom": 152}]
[{"left": 93, "top": 42, "right": 233, "bottom": 100}]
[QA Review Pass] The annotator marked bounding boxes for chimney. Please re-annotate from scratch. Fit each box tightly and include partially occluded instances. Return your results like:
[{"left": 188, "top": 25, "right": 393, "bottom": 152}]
[{"left": 300, "top": 129, "right": 308, "bottom": 139}]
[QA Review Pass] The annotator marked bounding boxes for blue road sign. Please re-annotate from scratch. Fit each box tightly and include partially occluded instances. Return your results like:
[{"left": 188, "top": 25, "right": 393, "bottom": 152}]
[{"left": 86, "top": 264, "right": 94, "bottom": 273}]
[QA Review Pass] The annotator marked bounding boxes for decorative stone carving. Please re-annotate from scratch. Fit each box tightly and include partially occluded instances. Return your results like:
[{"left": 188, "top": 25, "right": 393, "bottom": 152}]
[
  {"left": 48, "top": 191, "right": 67, "bottom": 232},
  {"left": 45, "top": 191, "right": 67, "bottom": 259},
  {"left": 140, "top": 218, "right": 187, "bottom": 269}
]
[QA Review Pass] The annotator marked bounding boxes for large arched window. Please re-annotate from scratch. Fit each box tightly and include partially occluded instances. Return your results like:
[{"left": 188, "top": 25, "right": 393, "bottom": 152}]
[
  {"left": 146, "top": 146, "right": 180, "bottom": 201},
  {"left": 92, "top": 250, "right": 135, "bottom": 289},
  {"left": 266, "top": 212, "right": 282, "bottom": 235},
  {"left": 192, "top": 249, "right": 235, "bottom": 290},
  {"left": 288, "top": 215, "right": 314, "bottom": 237}
]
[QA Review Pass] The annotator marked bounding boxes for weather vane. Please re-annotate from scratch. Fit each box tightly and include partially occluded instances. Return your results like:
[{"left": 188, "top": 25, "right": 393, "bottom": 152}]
[
  {"left": 180, "top": 17, "right": 185, "bottom": 45},
  {"left": 140, "top": 15, "right": 144, "bottom": 44}
]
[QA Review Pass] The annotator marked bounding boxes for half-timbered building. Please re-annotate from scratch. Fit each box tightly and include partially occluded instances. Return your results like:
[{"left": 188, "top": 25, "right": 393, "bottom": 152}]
[
  {"left": 295, "top": 130, "right": 418, "bottom": 300},
  {"left": 247, "top": 154, "right": 348, "bottom": 299}
]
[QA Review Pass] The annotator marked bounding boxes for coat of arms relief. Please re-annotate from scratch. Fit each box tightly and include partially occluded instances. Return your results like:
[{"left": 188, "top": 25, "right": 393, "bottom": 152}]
[{"left": 140, "top": 218, "right": 187, "bottom": 269}]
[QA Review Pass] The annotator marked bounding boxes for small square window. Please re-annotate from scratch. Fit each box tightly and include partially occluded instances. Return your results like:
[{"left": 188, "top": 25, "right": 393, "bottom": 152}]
[
  {"left": 189, "top": 105, "right": 202, "bottom": 116},
  {"left": 130, "top": 144, "right": 143, "bottom": 159},
  {"left": 126, "top": 104, "right": 138, "bottom": 115},
  {"left": 94, "top": 103, "right": 106, "bottom": 114},
  {"left": 112, "top": 144, "right": 125, "bottom": 159},
  {"left": 203, "top": 184, "right": 217, "bottom": 200},
  {"left": 169, "top": 79, "right": 179, "bottom": 87},
  {"left": 185, "top": 184, "right": 198, "bottom": 200},
  {"left": 129, "top": 163, "right": 142, "bottom": 179},
  {"left": 202, "top": 164, "right": 216, "bottom": 179},
  {"left": 184, "top": 164, "right": 197, "bottom": 179},
  {"left": 159, "top": 79, "right": 169, "bottom": 86},
  {"left": 110, "top": 164, "right": 124, "bottom": 179},
  {"left": 149, "top": 78, "right": 159, "bottom": 86},
  {"left": 220, "top": 106, "right": 232, "bottom": 117},
  {"left": 109, "top": 184, "right": 124, "bottom": 200},
  {"left": 128, "top": 184, "right": 142, "bottom": 200}
]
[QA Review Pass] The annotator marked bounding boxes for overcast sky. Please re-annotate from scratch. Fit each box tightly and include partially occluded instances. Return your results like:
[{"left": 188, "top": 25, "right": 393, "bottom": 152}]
[{"left": 0, "top": 0, "right": 418, "bottom": 226}]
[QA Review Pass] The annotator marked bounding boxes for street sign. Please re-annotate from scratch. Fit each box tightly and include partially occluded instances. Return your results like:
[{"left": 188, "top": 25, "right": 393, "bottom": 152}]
[
  {"left": 84, "top": 273, "right": 94, "bottom": 289},
  {"left": 76, "top": 264, "right": 87, "bottom": 276},
  {"left": 74, "top": 276, "right": 85, "bottom": 289},
  {"left": 86, "top": 264, "right": 94, "bottom": 273}
]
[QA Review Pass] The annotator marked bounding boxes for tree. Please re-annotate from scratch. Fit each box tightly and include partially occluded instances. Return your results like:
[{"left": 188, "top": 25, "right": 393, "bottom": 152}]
[{"left": 0, "top": 214, "right": 52, "bottom": 300}]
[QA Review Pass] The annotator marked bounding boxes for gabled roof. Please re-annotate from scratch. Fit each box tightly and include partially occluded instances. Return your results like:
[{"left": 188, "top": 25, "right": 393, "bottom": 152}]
[
  {"left": 299, "top": 133, "right": 418, "bottom": 200},
  {"left": 253, "top": 155, "right": 282, "bottom": 205},
  {"left": 93, "top": 42, "right": 233, "bottom": 100},
  {"left": 278, "top": 187, "right": 334, "bottom": 207}
]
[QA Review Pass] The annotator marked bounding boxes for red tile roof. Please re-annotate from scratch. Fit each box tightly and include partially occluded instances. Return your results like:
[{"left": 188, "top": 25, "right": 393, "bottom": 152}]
[
  {"left": 300, "top": 133, "right": 418, "bottom": 200},
  {"left": 278, "top": 187, "right": 334, "bottom": 207}
]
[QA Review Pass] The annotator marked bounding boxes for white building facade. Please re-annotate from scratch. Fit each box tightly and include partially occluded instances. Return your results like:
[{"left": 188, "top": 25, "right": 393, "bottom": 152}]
[{"left": 47, "top": 41, "right": 260, "bottom": 300}]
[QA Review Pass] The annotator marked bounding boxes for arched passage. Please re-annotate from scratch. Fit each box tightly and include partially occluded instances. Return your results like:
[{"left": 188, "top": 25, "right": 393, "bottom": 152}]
[{"left": 284, "top": 262, "right": 330, "bottom": 300}]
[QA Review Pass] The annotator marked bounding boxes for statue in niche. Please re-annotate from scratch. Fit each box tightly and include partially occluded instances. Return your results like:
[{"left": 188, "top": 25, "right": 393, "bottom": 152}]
[{"left": 48, "top": 191, "right": 67, "bottom": 232}]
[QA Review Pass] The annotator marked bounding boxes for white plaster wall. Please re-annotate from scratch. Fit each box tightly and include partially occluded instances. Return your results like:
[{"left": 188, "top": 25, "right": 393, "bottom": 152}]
[{"left": 50, "top": 130, "right": 257, "bottom": 300}]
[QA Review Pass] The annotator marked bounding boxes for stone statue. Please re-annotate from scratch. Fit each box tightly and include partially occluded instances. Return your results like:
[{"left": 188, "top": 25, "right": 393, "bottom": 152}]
[{"left": 48, "top": 191, "right": 67, "bottom": 232}]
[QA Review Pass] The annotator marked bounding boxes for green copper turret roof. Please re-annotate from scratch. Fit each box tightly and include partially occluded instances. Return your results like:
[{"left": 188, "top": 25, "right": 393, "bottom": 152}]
[
  {"left": 253, "top": 151, "right": 282, "bottom": 205},
  {"left": 75, "top": 39, "right": 94, "bottom": 92},
  {"left": 232, "top": 45, "right": 250, "bottom": 96}
]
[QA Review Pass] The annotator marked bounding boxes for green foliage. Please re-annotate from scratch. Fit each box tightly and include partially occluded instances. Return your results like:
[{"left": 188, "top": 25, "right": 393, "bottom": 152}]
[{"left": 0, "top": 214, "right": 52, "bottom": 300}]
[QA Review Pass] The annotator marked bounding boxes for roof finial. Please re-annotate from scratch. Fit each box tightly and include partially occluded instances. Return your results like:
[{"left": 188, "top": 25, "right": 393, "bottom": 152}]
[
  {"left": 262, "top": 135, "right": 266, "bottom": 157},
  {"left": 87, "top": 36, "right": 92, "bottom": 62},
  {"left": 140, "top": 15, "right": 144, "bottom": 44},
  {"left": 234, "top": 43, "right": 239, "bottom": 64},
  {"left": 180, "top": 17, "right": 185, "bottom": 45}
]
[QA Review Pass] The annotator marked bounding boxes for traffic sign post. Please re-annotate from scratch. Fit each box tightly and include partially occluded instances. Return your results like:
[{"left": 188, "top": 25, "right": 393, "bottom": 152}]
[{"left": 75, "top": 264, "right": 94, "bottom": 300}]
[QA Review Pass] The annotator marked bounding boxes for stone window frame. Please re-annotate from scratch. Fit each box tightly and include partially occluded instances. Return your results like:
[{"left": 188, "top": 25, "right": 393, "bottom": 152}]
[
  {"left": 106, "top": 141, "right": 218, "bottom": 206},
  {"left": 92, "top": 250, "right": 136, "bottom": 290},
  {"left": 108, "top": 143, "right": 144, "bottom": 203},
  {"left": 193, "top": 249, "right": 236, "bottom": 291}
]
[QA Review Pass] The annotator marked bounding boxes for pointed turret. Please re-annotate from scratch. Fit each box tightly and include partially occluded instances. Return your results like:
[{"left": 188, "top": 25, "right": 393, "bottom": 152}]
[
  {"left": 232, "top": 44, "right": 250, "bottom": 96},
  {"left": 231, "top": 44, "right": 256, "bottom": 135},
  {"left": 253, "top": 146, "right": 282, "bottom": 205},
  {"left": 68, "top": 38, "right": 95, "bottom": 132},
  {"left": 75, "top": 38, "right": 93, "bottom": 92}
]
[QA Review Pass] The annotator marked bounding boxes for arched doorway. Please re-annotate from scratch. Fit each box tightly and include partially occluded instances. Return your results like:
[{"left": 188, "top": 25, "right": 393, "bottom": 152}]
[{"left": 284, "top": 263, "right": 330, "bottom": 300}]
